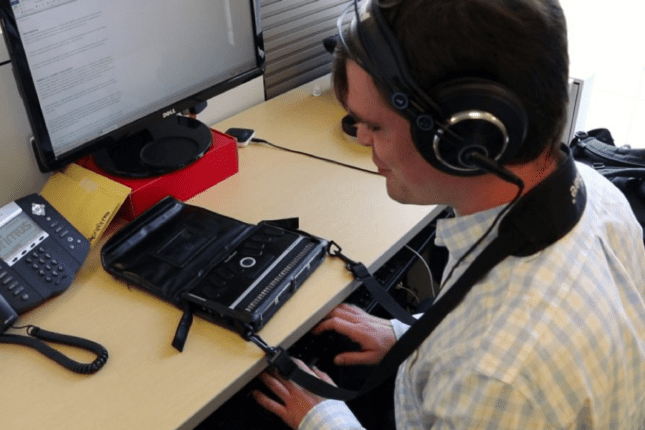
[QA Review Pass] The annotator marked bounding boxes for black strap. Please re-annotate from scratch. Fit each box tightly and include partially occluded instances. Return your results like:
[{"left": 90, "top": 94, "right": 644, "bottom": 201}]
[
  {"left": 264, "top": 232, "right": 524, "bottom": 401},
  {"left": 353, "top": 233, "right": 522, "bottom": 398},
  {"left": 248, "top": 334, "right": 359, "bottom": 400},
  {"left": 352, "top": 262, "right": 417, "bottom": 325},
  {"left": 328, "top": 242, "right": 417, "bottom": 326},
  {"left": 265, "top": 146, "right": 587, "bottom": 401},
  {"left": 172, "top": 301, "right": 194, "bottom": 352},
  {"left": 0, "top": 325, "right": 108, "bottom": 375}
]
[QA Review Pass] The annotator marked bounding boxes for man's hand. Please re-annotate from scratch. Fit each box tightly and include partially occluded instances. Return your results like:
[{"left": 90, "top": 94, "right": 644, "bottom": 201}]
[
  {"left": 312, "top": 303, "right": 397, "bottom": 366},
  {"left": 253, "top": 359, "right": 335, "bottom": 430}
]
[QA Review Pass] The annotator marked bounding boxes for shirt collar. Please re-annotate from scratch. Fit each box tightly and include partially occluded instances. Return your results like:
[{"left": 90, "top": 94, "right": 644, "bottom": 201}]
[{"left": 435, "top": 205, "right": 506, "bottom": 263}]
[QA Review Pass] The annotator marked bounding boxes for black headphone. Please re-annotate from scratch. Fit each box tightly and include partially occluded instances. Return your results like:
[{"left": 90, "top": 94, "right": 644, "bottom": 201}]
[{"left": 337, "top": 0, "right": 529, "bottom": 177}]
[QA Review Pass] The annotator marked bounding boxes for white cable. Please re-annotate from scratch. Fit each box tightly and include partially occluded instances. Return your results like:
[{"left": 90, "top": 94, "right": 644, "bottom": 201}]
[{"left": 404, "top": 245, "right": 437, "bottom": 299}]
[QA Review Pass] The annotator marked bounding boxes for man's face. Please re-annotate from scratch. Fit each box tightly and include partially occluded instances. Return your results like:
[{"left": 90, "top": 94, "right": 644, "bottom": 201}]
[{"left": 345, "top": 61, "right": 456, "bottom": 206}]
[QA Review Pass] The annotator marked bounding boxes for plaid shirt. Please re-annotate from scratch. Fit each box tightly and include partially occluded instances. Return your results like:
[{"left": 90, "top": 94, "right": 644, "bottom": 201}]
[{"left": 300, "top": 163, "right": 645, "bottom": 429}]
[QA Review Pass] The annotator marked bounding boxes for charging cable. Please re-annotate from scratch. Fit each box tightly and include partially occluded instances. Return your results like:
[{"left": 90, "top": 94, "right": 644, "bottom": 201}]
[{"left": 251, "top": 137, "right": 379, "bottom": 175}]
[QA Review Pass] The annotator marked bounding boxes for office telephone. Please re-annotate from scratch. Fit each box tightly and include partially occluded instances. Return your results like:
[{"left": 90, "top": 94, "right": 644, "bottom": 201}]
[
  {"left": 0, "top": 194, "right": 90, "bottom": 329},
  {"left": 0, "top": 194, "right": 108, "bottom": 375}
]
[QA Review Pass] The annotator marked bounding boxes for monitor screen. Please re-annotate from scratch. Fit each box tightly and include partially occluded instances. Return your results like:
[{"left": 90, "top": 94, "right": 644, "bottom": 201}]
[{"left": 0, "top": 0, "right": 265, "bottom": 176}]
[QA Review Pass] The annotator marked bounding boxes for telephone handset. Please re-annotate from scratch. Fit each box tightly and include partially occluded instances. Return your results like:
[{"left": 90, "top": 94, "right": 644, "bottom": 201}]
[{"left": 0, "top": 194, "right": 108, "bottom": 375}]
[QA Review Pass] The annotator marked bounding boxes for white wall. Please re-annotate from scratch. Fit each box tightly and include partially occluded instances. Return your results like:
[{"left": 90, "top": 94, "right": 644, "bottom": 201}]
[
  {"left": 0, "top": 26, "right": 265, "bottom": 207},
  {"left": 561, "top": 0, "right": 645, "bottom": 148},
  {"left": 198, "top": 77, "right": 265, "bottom": 128}
]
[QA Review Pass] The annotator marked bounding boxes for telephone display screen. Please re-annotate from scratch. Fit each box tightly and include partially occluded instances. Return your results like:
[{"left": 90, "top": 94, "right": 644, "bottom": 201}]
[{"left": 0, "top": 212, "right": 45, "bottom": 263}]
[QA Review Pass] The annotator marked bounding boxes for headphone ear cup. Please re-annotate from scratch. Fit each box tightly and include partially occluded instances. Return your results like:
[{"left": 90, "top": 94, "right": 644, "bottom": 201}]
[{"left": 413, "top": 79, "right": 529, "bottom": 176}]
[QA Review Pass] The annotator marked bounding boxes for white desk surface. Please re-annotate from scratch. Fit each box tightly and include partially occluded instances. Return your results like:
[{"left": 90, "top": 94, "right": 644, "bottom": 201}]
[{"left": 2, "top": 86, "right": 441, "bottom": 429}]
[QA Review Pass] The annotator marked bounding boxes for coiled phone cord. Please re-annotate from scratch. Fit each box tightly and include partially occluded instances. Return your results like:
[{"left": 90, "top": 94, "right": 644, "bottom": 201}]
[{"left": 0, "top": 325, "right": 108, "bottom": 375}]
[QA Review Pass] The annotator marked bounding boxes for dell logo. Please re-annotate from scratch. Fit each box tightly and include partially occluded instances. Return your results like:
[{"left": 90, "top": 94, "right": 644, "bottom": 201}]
[{"left": 162, "top": 109, "right": 177, "bottom": 118}]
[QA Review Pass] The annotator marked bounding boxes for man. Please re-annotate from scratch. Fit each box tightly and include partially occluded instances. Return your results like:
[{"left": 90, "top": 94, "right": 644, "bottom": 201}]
[{"left": 253, "top": 0, "right": 645, "bottom": 428}]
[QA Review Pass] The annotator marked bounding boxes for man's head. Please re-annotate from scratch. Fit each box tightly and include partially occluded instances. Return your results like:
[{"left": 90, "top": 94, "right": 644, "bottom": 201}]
[{"left": 334, "top": 0, "right": 570, "bottom": 173}]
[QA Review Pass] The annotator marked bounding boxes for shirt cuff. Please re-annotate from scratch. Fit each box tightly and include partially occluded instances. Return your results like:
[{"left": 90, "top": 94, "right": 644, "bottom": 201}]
[
  {"left": 299, "top": 400, "right": 364, "bottom": 430},
  {"left": 390, "top": 312, "right": 422, "bottom": 339}
]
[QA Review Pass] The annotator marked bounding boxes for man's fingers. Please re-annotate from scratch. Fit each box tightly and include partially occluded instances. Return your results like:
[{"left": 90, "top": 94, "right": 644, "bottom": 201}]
[
  {"left": 253, "top": 364, "right": 331, "bottom": 430},
  {"left": 312, "top": 366, "right": 337, "bottom": 385},
  {"left": 252, "top": 390, "right": 287, "bottom": 420},
  {"left": 312, "top": 314, "right": 363, "bottom": 337},
  {"left": 333, "top": 349, "right": 379, "bottom": 366},
  {"left": 337, "top": 303, "right": 367, "bottom": 316},
  {"left": 258, "top": 371, "right": 290, "bottom": 398},
  {"left": 330, "top": 303, "right": 366, "bottom": 321},
  {"left": 293, "top": 359, "right": 336, "bottom": 386}
]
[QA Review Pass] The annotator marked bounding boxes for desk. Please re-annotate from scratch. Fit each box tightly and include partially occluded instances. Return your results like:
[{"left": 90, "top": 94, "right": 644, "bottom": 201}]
[{"left": 2, "top": 83, "right": 442, "bottom": 429}]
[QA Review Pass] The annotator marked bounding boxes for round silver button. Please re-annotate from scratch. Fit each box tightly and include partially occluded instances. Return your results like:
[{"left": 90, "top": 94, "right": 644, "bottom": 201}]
[{"left": 239, "top": 257, "right": 256, "bottom": 269}]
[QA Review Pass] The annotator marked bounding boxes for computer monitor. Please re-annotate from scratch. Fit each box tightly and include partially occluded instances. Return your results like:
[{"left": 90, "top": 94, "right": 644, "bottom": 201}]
[{"left": 0, "top": 0, "right": 265, "bottom": 177}]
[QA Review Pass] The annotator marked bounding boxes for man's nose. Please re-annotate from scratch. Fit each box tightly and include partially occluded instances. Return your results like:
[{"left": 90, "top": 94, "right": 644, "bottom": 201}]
[{"left": 356, "top": 124, "right": 373, "bottom": 147}]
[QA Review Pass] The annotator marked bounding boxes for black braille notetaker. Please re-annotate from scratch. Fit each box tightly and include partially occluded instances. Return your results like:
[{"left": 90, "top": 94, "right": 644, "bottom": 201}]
[{"left": 101, "top": 197, "right": 328, "bottom": 347}]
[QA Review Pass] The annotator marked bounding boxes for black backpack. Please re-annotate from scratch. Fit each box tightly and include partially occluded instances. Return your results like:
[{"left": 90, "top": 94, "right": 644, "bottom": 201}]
[{"left": 571, "top": 128, "right": 645, "bottom": 243}]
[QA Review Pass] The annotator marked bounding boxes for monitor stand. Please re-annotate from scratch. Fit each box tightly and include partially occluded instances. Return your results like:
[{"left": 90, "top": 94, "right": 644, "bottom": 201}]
[{"left": 93, "top": 115, "right": 213, "bottom": 178}]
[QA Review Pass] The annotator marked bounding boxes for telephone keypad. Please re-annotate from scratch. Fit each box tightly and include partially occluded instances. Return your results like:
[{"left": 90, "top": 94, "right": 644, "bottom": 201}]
[{"left": 26, "top": 246, "right": 68, "bottom": 286}]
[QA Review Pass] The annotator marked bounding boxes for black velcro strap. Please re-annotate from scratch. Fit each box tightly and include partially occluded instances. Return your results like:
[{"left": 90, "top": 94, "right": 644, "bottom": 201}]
[
  {"left": 349, "top": 262, "right": 417, "bottom": 326},
  {"left": 269, "top": 347, "right": 358, "bottom": 401},
  {"left": 172, "top": 303, "right": 194, "bottom": 352}
]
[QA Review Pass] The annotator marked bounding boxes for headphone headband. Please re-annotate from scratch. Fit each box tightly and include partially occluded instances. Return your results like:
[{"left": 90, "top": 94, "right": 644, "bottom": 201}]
[{"left": 338, "top": 1, "right": 443, "bottom": 122}]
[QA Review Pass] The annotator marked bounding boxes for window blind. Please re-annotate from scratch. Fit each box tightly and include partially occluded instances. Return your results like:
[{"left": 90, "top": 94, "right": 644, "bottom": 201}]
[{"left": 259, "top": 0, "right": 351, "bottom": 99}]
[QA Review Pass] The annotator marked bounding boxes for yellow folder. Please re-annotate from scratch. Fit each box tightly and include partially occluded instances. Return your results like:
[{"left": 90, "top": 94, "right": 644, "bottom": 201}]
[{"left": 40, "top": 164, "right": 131, "bottom": 248}]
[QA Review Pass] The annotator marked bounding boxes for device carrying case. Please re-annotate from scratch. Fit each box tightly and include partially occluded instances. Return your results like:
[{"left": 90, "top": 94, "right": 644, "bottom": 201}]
[{"left": 101, "top": 196, "right": 329, "bottom": 346}]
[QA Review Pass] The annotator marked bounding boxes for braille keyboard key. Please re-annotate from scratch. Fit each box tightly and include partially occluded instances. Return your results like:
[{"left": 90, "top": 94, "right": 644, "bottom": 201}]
[
  {"left": 250, "top": 234, "right": 272, "bottom": 243},
  {"left": 202, "top": 285, "right": 226, "bottom": 301},
  {"left": 216, "top": 267, "right": 235, "bottom": 280},
  {"left": 240, "top": 248, "right": 263, "bottom": 258},
  {"left": 207, "top": 274, "right": 227, "bottom": 288},
  {"left": 244, "top": 241, "right": 265, "bottom": 251},
  {"left": 227, "top": 262, "right": 244, "bottom": 275}
]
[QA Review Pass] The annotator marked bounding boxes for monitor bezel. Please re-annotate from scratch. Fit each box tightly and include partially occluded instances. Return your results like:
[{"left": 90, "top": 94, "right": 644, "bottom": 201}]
[{"left": 0, "top": 0, "right": 265, "bottom": 173}]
